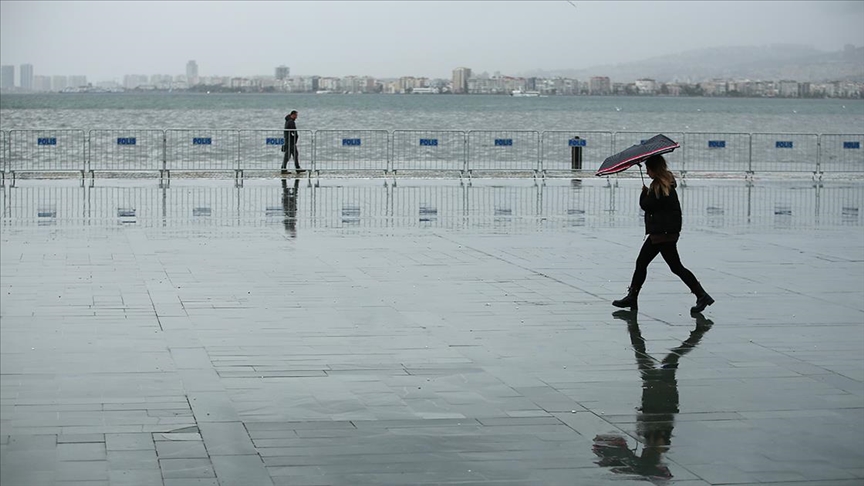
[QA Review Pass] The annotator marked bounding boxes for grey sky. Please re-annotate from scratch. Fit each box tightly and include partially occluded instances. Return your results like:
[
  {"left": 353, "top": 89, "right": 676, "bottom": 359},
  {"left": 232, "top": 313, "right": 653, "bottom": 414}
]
[{"left": 1, "top": 1, "right": 862, "bottom": 81}]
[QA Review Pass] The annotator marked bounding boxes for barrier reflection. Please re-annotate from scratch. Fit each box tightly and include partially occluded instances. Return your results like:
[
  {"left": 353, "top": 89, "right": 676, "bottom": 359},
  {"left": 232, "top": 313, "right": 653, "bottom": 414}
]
[
  {"left": 281, "top": 178, "right": 299, "bottom": 238},
  {"left": 1, "top": 180, "right": 862, "bottom": 231},
  {"left": 593, "top": 310, "right": 713, "bottom": 480}
]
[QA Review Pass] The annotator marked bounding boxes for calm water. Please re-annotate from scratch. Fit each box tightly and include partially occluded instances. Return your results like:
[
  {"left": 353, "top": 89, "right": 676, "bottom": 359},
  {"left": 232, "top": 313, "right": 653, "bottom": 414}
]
[{"left": 1, "top": 93, "right": 862, "bottom": 134}]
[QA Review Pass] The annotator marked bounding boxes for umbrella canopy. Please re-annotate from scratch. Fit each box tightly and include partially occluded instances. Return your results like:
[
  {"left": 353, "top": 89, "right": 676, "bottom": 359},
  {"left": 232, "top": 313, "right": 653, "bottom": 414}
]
[{"left": 596, "top": 134, "right": 680, "bottom": 177}]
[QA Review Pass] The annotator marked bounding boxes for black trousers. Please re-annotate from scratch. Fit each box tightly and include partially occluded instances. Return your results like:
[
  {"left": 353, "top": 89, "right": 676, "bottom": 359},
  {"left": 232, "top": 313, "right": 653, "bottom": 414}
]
[
  {"left": 281, "top": 143, "right": 299, "bottom": 169},
  {"left": 629, "top": 237, "right": 705, "bottom": 295}
]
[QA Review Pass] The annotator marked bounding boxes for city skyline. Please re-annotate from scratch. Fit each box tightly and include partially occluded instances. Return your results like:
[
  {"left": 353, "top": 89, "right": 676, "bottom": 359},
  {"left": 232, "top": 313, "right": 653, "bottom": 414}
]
[{"left": 1, "top": 1, "right": 863, "bottom": 81}]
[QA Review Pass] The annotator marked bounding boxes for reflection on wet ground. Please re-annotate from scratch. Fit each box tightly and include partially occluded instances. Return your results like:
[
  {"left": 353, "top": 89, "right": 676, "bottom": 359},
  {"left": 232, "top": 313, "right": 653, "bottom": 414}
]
[{"left": 1, "top": 178, "right": 863, "bottom": 486}]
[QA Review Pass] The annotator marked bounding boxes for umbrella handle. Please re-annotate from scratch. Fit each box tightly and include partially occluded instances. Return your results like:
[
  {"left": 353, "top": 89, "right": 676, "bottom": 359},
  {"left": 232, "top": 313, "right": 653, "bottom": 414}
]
[{"left": 639, "top": 164, "right": 645, "bottom": 185}]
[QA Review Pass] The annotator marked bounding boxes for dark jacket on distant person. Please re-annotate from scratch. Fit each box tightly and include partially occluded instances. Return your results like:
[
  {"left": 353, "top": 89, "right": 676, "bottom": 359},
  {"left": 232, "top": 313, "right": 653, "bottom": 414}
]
[
  {"left": 640, "top": 181, "right": 682, "bottom": 235},
  {"left": 284, "top": 116, "right": 298, "bottom": 146}
]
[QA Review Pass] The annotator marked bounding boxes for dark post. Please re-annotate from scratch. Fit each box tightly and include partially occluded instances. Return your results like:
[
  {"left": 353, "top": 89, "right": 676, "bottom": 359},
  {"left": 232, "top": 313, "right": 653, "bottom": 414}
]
[{"left": 571, "top": 136, "right": 583, "bottom": 170}]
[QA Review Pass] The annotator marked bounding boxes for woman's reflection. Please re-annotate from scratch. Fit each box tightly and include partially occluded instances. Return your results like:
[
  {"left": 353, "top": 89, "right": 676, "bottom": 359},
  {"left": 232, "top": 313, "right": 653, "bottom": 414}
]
[
  {"left": 593, "top": 310, "right": 713, "bottom": 480},
  {"left": 282, "top": 178, "right": 299, "bottom": 238}
]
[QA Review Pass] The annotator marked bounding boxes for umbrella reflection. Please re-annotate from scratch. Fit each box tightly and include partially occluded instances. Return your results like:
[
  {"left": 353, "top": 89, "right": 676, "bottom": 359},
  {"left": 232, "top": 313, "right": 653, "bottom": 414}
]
[
  {"left": 282, "top": 178, "right": 299, "bottom": 238},
  {"left": 593, "top": 310, "right": 713, "bottom": 480}
]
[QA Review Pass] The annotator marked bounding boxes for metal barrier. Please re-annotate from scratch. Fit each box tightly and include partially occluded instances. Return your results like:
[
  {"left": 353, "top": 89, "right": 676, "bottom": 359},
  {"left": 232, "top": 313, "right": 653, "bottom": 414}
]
[
  {"left": 467, "top": 130, "right": 540, "bottom": 174},
  {"left": 1, "top": 130, "right": 8, "bottom": 175},
  {"left": 681, "top": 133, "right": 751, "bottom": 174},
  {"left": 165, "top": 129, "right": 240, "bottom": 175},
  {"left": 2, "top": 129, "right": 862, "bottom": 180},
  {"left": 312, "top": 130, "right": 389, "bottom": 174},
  {"left": 238, "top": 129, "right": 314, "bottom": 174},
  {"left": 9, "top": 129, "right": 86, "bottom": 178},
  {"left": 749, "top": 133, "right": 819, "bottom": 174},
  {"left": 613, "top": 132, "right": 686, "bottom": 174},
  {"left": 818, "top": 134, "right": 864, "bottom": 174},
  {"left": 88, "top": 129, "right": 166, "bottom": 175},
  {"left": 391, "top": 130, "right": 467, "bottom": 174},
  {"left": 540, "top": 131, "right": 613, "bottom": 175}
]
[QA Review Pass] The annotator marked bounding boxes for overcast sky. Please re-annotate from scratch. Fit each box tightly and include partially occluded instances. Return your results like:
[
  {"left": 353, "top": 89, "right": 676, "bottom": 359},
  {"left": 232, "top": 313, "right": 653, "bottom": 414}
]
[{"left": 1, "top": 1, "right": 862, "bottom": 81}]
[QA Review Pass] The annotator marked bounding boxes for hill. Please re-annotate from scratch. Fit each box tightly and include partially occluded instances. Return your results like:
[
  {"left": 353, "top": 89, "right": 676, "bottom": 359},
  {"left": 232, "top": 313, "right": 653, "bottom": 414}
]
[{"left": 522, "top": 44, "right": 864, "bottom": 83}]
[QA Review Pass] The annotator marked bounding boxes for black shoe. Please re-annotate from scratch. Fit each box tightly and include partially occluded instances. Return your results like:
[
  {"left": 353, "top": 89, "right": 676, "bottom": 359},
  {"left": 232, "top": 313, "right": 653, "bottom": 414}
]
[
  {"left": 280, "top": 169, "right": 289, "bottom": 175},
  {"left": 295, "top": 168, "right": 307, "bottom": 173},
  {"left": 612, "top": 287, "right": 639, "bottom": 310},
  {"left": 690, "top": 293, "right": 715, "bottom": 314}
]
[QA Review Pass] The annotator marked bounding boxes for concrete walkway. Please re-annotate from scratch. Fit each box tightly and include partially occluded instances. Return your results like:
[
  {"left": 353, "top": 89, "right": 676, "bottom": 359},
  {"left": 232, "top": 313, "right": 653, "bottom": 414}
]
[{"left": 2, "top": 178, "right": 863, "bottom": 485}]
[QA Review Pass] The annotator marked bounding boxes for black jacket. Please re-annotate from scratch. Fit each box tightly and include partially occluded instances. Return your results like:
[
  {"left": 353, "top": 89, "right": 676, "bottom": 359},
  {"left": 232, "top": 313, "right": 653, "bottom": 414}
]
[
  {"left": 284, "top": 116, "right": 298, "bottom": 145},
  {"left": 640, "top": 181, "right": 682, "bottom": 235}
]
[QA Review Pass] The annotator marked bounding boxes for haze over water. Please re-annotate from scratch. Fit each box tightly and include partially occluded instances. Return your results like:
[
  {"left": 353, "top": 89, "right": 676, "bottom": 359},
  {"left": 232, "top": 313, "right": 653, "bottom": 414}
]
[{"left": 1, "top": 93, "right": 862, "bottom": 134}]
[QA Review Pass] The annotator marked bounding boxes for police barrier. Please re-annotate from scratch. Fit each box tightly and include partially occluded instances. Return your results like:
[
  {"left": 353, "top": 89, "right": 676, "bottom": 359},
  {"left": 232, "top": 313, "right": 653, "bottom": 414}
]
[
  {"left": 313, "top": 130, "right": 389, "bottom": 174},
  {"left": 467, "top": 130, "right": 540, "bottom": 174},
  {"left": 9, "top": 130, "right": 86, "bottom": 178},
  {"left": 238, "top": 129, "right": 314, "bottom": 174},
  {"left": 4, "top": 130, "right": 863, "bottom": 179},
  {"left": 540, "top": 131, "right": 613, "bottom": 175},
  {"left": 391, "top": 130, "right": 467, "bottom": 174},
  {"left": 1, "top": 130, "right": 8, "bottom": 175},
  {"left": 165, "top": 129, "right": 240, "bottom": 174},
  {"left": 612, "top": 132, "right": 686, "bottom": 174},
  {"left": 88, "top": 129, "right": 166, "bottom": 175},
  {"left": 750, "top": 133, "right": 819, "bottom": 174},
  {"left": 681, "top": 133, "right": 751, "bottom": 174},
  {"left": 818, "top": 134, "right": 864, "bottom": 174}
]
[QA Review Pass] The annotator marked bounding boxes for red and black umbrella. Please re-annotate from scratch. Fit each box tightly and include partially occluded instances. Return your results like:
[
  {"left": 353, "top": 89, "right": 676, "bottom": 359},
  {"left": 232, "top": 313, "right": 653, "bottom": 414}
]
[{"left": 596, "top": 134, "right": 680, "bottom": 178}]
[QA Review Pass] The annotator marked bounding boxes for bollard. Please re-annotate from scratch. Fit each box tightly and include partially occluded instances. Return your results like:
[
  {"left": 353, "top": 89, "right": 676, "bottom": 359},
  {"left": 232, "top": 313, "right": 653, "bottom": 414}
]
[{"left": 570, "top": 136, "right": 583, "bottom": 170}]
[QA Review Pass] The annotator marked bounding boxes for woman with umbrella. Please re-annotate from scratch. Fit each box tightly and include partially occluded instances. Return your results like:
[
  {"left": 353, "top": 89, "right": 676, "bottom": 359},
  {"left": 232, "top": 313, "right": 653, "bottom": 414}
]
[{"left": 611, "top": 154, "right": 714, "bottom": 313}]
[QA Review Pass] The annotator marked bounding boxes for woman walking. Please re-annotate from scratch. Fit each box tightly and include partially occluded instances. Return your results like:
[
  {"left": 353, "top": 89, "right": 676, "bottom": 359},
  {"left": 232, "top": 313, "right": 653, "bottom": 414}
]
[{"left": 612, "top": 155, "right": 714, "bottom": 314}]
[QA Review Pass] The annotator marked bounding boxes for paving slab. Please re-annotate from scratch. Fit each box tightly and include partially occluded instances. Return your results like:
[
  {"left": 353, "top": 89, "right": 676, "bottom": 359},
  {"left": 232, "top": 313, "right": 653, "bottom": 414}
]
[{"left": 1, "top": 177, "right": 863, "bottom": 485}]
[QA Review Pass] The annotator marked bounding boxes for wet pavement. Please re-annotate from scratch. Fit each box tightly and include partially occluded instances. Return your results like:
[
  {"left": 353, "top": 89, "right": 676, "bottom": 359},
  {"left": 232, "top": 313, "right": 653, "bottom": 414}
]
[{"left": 1, "top": 177, "right": 863, "bottom": 486}]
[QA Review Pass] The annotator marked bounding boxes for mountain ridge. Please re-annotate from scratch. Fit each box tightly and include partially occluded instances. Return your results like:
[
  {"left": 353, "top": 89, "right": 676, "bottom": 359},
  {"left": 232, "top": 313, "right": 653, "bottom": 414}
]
[{"left": 520, "top": 44, "right": 864, "bottom": 83}]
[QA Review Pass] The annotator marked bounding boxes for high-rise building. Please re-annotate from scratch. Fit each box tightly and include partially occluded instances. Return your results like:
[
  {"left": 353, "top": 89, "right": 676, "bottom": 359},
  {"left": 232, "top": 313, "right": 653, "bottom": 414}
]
[
  {"left": 186, "top": 60, "right": 199, "bottom": 85},
  {"left": 33, "top": 75, "right": 52, "bottom": 92},
  {"left": 51, "top": 75, "right": 68, "bottom": 92},
  {"left": 1, "top": 65, "right": 14, "bottom": 89},
  {"left": 589, "top": 76, "right": 611, "bottom": 95},
  {"left": 452, "top": 67, "right": 471, "bottom": 94},
  {"left": 20, "top": 64, "right": 34, "bottom": 91},
  {"left": 68, "top": 75, "right": 88, "bottom": 88},
  {"left": 275, "top": 65, "right": 290, "bottom": 80}
]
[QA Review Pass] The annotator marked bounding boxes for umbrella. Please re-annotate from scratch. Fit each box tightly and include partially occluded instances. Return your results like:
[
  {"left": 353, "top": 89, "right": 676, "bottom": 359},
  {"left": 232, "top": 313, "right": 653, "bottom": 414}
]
[{"left": 596, "top": 134, "right": 680, "bottom": 179}]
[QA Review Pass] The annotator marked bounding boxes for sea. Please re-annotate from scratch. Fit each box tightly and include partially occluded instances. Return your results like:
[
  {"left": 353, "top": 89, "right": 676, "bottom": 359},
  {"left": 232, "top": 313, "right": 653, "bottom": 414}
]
[{"left": 1, "top": 93, "right": 862, "bottom": 135}]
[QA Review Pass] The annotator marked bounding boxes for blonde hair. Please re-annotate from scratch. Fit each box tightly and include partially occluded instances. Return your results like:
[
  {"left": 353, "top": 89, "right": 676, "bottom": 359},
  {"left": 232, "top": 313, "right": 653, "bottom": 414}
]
[{"left": 645, "top": 155, "right": 675, "bottom": 197}]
